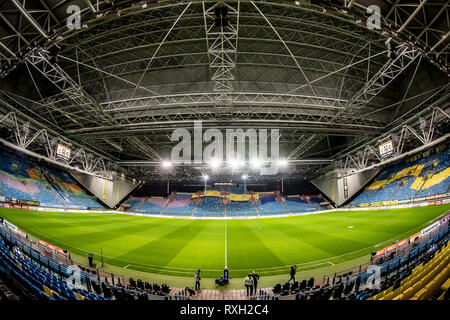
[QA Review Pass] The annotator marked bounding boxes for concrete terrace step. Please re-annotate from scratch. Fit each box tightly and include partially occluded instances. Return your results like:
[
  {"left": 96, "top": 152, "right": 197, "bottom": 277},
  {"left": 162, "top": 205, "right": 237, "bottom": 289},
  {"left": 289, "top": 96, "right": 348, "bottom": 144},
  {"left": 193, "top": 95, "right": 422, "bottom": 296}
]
[{"left": 170, "top": 288, "right": 256, "bottom": 300}]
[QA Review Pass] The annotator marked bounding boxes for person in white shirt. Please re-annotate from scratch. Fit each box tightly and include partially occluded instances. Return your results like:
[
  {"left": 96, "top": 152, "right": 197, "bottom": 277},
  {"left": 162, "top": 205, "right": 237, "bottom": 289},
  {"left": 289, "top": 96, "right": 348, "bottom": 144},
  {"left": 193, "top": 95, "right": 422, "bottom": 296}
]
[{"left": 244, "top": 273, "right": 254, "bottom": 296}]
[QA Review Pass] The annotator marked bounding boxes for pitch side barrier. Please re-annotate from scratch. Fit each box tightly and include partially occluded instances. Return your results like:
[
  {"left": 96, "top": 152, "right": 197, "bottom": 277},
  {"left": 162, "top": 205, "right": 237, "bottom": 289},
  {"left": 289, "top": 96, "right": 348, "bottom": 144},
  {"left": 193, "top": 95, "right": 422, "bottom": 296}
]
[
  {"left": 0, "top": 224, "right": 178, "bottom": 301},
  {"left": 1, "top": 197, "right": 449, "bottom": 220},
  {"left": 254, "top": 217, "right": 450, "bottom": 301}
]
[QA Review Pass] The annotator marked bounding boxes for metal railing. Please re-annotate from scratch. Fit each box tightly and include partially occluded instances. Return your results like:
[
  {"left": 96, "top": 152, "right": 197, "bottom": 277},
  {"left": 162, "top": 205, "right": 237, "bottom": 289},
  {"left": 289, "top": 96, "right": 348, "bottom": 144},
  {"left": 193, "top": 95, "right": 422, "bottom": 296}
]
[
  {"left": 255, "top": 219, "right": 449, "bottom": 300},
  {"left": 0, "top": 223, "right": 124, "bottom": 288}
]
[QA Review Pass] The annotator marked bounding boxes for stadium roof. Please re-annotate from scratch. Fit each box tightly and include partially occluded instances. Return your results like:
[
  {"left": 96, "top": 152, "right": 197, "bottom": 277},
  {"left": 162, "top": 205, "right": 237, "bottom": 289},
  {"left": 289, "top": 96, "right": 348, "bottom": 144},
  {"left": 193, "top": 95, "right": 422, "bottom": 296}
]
[{"left": 0, "top": 0, "right": 448, "bottom": 181}]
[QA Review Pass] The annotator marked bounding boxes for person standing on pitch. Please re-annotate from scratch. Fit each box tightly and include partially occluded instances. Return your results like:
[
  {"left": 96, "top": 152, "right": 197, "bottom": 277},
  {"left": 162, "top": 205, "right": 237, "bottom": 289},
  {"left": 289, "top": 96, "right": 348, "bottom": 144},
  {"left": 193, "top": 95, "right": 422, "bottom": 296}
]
[
  {"left": 289, "top": 265, "right": 297, "bottom": 283},
  {"left": 244, "top": 273, "right": 254, "bottom": 296},
  {"left": 252, "top": 270, "right": 260, "bottom": 294},
  {"left": 195, "top": 269, "right": 201, "bottom": 290}
]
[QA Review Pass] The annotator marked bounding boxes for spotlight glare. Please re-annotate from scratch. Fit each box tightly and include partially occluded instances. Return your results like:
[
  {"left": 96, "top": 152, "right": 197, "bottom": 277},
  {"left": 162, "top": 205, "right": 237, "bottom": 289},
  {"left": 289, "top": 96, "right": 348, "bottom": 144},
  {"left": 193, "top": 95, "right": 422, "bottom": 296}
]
[
  {"left": 278, "top": 159, "right": 288, "bottom": 167},
  {"left": 251, "top": 159, "right": 261, "bottom": 168},
  {"left": 229, "top": 159, "right": 242, "bottom": 169},
  {"left": 162, "top": 161, "right": 172, "bottom": 168},
  {"left": 203, "top": 174, "right": 209, "bottom": 181},
  {"left": 210, "top": 159, "right": 220, "bottom": 169},
  {"left": 242, "top": 174, "right": 248, "bottom": 180}
]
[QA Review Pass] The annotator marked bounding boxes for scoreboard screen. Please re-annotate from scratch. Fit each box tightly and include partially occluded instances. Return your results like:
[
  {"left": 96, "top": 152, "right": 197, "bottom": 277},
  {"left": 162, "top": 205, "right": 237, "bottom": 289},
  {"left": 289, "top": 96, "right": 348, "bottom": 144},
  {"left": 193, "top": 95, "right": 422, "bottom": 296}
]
[
  {"left": 56, "top": 143, "right": 71, "bottom": 160},
  {"left": 379, "top": 140, "right": 394, "bottom": 158}
]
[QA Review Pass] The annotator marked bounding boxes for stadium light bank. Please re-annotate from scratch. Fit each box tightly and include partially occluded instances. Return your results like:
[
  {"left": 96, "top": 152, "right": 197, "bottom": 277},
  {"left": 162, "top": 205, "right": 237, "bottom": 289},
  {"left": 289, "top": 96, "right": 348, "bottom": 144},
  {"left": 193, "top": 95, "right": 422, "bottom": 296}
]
[{"left": 169, "top": 121, "right": 282, "bottom": 175}]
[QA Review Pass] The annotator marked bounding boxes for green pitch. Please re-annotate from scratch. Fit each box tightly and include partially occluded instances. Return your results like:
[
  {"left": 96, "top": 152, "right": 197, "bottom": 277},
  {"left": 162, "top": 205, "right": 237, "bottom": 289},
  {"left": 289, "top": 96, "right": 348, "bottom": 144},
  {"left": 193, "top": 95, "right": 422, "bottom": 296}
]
[{"left": 0, "top": 204, "right": 449, "bottom": 278}]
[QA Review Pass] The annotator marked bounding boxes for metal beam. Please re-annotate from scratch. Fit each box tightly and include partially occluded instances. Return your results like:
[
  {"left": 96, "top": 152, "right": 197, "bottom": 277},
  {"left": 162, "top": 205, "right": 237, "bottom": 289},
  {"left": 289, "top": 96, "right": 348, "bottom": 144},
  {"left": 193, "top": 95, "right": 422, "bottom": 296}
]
[
  {"left": 397, "top": 0, "right": 428, "bottom": 33},
  {"left": 11, "top": 0, "right": 49, "bottom": 39},
  {"left": 252, "top": 1, "right": 317, "bottom": 97},
  {"left": 26, "top": 48, "right": 162, "bottom": 161},
  {"left": 132, "top": 2, "right": 192, "bottom": 98}
]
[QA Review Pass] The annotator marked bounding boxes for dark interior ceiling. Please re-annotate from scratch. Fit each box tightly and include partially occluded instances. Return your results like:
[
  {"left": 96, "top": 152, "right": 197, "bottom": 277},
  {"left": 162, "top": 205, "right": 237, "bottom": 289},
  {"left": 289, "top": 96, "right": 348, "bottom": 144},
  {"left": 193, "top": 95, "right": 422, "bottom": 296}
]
[{"left": 0, "top": 0, "right": 448, "bottom": 182}]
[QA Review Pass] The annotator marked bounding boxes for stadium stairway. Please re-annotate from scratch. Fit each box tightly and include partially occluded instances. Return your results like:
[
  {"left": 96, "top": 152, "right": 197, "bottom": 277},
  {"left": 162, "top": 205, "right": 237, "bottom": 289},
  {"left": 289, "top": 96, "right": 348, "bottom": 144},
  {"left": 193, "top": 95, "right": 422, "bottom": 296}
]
[
  {"left": 159, "top": 201, "right": 169, "bottom": 216},
  {"left": 130, "top": 199, "right": 147, "bottom": 212},
  {"left": 170, "top": 288, "right": 252, "bottom": 300},
  {"left": 43, "top": 171, "right": 71, "bottom": 208},
  {"left": 387, "top": 183, "right": 402, "bottom": 202},
  {"left": 253, "top": 202, "right": 260, "bottom": 216},
  {"left": 39, "top": 170, "right": 68, "bottom": 208},
  {"left": 282, "top": 201, "right": 291, "bottom": 214},
  {"left": 44, "top": 175, "right": 69, "bottom": 208},
  {"left": 191, "top": 203, "right": 198, "bottom": 216},
  {"left": 413, "top": 176, "right": 429, "bottom": 200}
]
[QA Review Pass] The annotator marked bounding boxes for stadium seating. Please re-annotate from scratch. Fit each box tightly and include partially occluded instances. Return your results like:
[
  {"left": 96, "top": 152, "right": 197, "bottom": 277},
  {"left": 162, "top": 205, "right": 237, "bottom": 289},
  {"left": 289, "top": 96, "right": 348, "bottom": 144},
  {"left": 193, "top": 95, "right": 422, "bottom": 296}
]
[
  {"left": 284, "top": 196, "right": 322, "bottom": 213},
  {"left": 257, "top": 200, "right": 288, "bottom": 215},
  {"left": 0, "top": 237, "right": 106, "bottom": 300},
  {"left": 125, "top": 191, "right": 325, "bottom": 217},
  {"left": 0, "top": 226, "right": 177, "bottom": 301},
  {"left": 125, "top": 197, "right": 167, "bottom": 214},
  {"left": 195, "top": 197, "right": 224, "bottom": 216},
  {"left": 45, "top": 168, "right": 103, "bottom": 209},
  {"left": 165, "top": 195, "right": 195, "bottom": 216},
  {"left": 0, "top": 152, "right": 102, "bottom": 209},
  {"left": 261, "top": 224, "right": 450, "bottom": 301},
  {"left": 226, "top": 201, "right": 256, "bottom": 216},
  {"left": 369, "top": 241, "right": 450, "bottom": 300},
  {"left": 351, "top": 147, "right": 450, "bottom": 206}
]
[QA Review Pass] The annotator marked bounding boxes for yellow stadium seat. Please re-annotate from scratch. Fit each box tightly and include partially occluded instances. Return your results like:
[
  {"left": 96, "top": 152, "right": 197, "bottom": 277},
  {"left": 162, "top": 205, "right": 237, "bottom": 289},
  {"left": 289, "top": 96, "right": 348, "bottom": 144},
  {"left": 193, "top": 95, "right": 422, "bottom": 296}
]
[
  {"left": 380, "top": 291, "right": 395, "bottom": 300},
  {"left": 411, "top": 287, "right": 426, "bottom": 300},
  {"left": 399, "top": 280, "right": 412, "bottom": 293},
  {"left": 392, "top": 294, "right": 402, "bottom": 300},
  {"left": 376, "top": 286, "right": 393, "bottom": 299},
  {"left": 411, "top": 265, "right": 450, "bottom": 300},
  {"left": 75, "top": 292, "right": 85, "bottom": 300},
  {"left": 374, "top": 241, "right": 450, "bottom": 300},
  {"left": 42, "top": 285, "right": 53, "bottom": 297},
  {"left": 388, "top": 286, "right": 403, "bottom": 299},
  {"left": 440, "top": 278, "right": 450, "bottom": 291},
  {"left": 401, "top": 287, "right": 414, "bottom": 300},
  {"left": 411, "top": 263, "right": 424, "bottom": 275}
]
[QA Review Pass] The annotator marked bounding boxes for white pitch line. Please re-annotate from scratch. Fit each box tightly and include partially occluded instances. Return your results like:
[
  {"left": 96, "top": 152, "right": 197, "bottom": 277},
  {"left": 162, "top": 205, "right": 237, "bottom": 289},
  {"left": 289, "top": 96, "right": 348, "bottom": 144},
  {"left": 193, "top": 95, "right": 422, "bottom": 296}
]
[
  {"left": 225, "top": 220, "right": 228, "bottom": 268},
  {"left": 123, "top": 264, "right": 130, "bottom": 269}
]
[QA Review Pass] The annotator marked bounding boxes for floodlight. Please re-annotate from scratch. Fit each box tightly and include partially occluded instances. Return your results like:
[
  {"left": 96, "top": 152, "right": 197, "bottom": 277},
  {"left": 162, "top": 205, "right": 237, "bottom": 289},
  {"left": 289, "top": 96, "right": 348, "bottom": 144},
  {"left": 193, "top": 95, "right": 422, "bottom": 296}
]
[
  {"left": 162, "top": 161, "right": 172, "bottom": 168},
  {"left": 229, "top": 159, "right": 243, "bottom": 169},
  {"left": 210, "top": 158, "right": 221, "bottom": 169},
  {"left": 242, "top": 174, "right": 248, "bottom": 180},
  {"left": 251, "top": 159, "right": 261, "bottom": 168},
  {"left": 203, "top": 174, "right": 209, "bottom": 181},
  {"left": 278, "top": 159, "right": 288, "bottom": 167}
]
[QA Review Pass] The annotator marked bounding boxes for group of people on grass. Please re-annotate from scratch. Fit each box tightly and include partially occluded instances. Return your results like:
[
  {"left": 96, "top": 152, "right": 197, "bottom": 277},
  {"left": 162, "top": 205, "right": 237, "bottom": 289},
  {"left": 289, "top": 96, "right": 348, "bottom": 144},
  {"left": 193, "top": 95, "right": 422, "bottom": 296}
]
[{"left": 193, "top": 265, "right": 298, "bottom": 297}]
